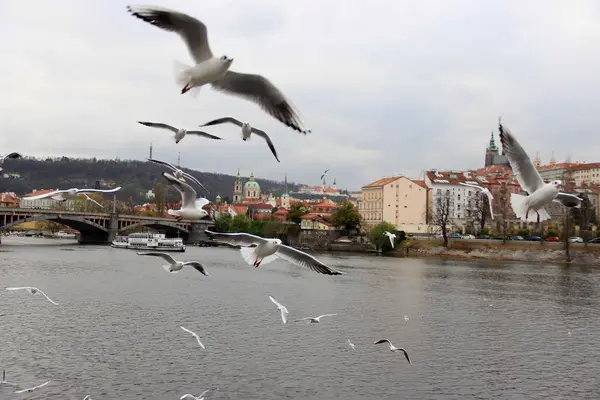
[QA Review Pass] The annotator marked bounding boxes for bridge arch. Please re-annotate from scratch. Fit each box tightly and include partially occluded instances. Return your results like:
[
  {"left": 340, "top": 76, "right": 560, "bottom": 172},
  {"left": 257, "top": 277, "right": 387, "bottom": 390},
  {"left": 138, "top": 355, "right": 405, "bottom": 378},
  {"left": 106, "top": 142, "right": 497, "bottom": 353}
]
[
  {"left": 2, "top": 214, "right": 108, "bottom": 233},
  {"left": 119, "top": 221, "right": 189, "bottom": 236}
]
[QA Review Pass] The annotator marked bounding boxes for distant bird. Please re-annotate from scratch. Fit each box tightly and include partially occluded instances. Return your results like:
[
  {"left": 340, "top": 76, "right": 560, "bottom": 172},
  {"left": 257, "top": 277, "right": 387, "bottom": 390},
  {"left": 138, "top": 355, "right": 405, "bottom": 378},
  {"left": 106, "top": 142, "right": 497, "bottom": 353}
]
[
  {"left": 404, "top": 315, "right": 409, "bottom": 322},
  {"left": 199, "top": 117, "right": 280, "bottom": 162},
  {"left": 136, "top": 252, "right": 208, "bottom": 275},
  {"left": 204, "top": 231, "right": 342, "bottom": 275},
  {"left": 1, "top": 370, "right": 17, "bottom": 386},
  {"left": 0, "top": 152, "right": 22, "bottom": 172},
  {"left": 148, "top": 158, "right": 209, "bottom": 193},
  {"left": 383, "top": 231, "right": 396, "bottom": 248},
  {"left": 162, "top": 172, "right": 208, "bottom": 221},
  {"left": 499, "top": 121, "right": 581, "bottom": 223},
  {"left": 293, "top": 314, "right": 337, "bottom": 324},
  {"left": 137, "top": 121, "right": 222, "bottom": 144},
  {"left": 127, "top": 5, "right": 310, "bottom": 134},
  {"left": 23, "top": 187, "right": 121, "bottom": 204},
  {"left": 268, "top": 295, "right": 289, "bottom": 324},
  {"left": 459, "top": 182, "right": 495, "bottom": 220},
  {"left": 347, "top": 339, "right": 356, "bottom": 350},
  {"left": 83, "top": 396, "right": 92, "bottom": 400},
  {"left": 373, "top": 339, "right": 412, "bottom": 364},
  {"left": 180, "top": 326, "right": 205, "bottom": 349},
  {"left": 320, "top": 169, "right": 329, "bottom": 181},
  {"left": 180, "top": 389, "right": 212, "bottom": 400},
  {"left": 5, "top": 287, "right": 59, "bottom": 305},
  {"left": 14, "top": 380, "right": 51, "bottom": 394}
]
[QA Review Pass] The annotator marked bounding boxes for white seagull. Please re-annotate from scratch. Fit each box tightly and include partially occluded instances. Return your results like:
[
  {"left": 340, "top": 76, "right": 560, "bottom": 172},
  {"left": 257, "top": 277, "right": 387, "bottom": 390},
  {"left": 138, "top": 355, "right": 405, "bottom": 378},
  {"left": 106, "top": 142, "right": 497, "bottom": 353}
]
[
  {"left": 162, "top": 172, "right": 208, "bottom": 221},
  {"left": 347, "top": 339, "right": 356, "bottom": 350},
  {"left": 14, "top": 380, "right": 51, "bottom": 394},
  {"left": 199, "top": 117, "right": 280, "bottom": 162},
  {"left": 268, "top": 295, "right": 289, "bottom": 324},
  {"left": 180, "top": 326, "right": 205, "bottom": 349},
  {"left": 126, "top": 5, "right": 310, "bottom": 134},
  {"left": 148, "top": 158, "right": 209, "bottom": 193},
  {"left": 499, "top": 121, "right": 582, "bottom": 223},
  {"left": 137, "top": 121, "right": 222, "bottom": 144},
  {"left": 459, "top": 181, "right": 495, "bottom": 220},
  {"left": 5, "top": 287, "right": 59, "bottom": 305},
  {"left": 83, "top": 396, "right": 92, "bottom": 400},
  {"left": 136, "top": 252, "right": 208, "bottom": 275},
  {"left": 0, "top": 152, "right": 22, "bottom": 172},
  {"left": 404, "top": 315, "right": 409, "bottom": 322},
  {"left": 180, "top": 389, "right": 211, "bottom": 400},
  {"left": 1, "top": 370, "right": 17, "bottom": 386},
  {"left": 204, "top": 231, "right": 342, "bottom": 275},
  {"left": 293, "top": 314, "right": 337, "bottom": 324},
  {"left": 373, "top": 339, "right": 412, "bottom": 364},
  {"left": 383, "top": 231, "right": 396, "bottom": 248},
  {"left": 23, "top": 187, "right": 121, "bottom": 206}
]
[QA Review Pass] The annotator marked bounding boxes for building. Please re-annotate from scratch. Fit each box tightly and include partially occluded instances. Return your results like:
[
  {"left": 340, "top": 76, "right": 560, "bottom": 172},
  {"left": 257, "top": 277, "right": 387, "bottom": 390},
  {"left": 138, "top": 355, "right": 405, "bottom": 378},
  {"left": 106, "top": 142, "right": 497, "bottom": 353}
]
[
  {"left": 20, "top": 189, "right": 61, "bottom": 209},
  {"left": 484, "top": 131, "right": 510, "bottom": 168},
  {"left": 359, "top": 176, "right": 428, "bottom": 233},
  {"left": 232, "top": 170, "right": 262, "bottom": 203},
  {"left": 0, "top": 192, "right": 18, "bottom": 207},
  {"left": 300, "top": 213, "right": 337, "bottom": 230}
]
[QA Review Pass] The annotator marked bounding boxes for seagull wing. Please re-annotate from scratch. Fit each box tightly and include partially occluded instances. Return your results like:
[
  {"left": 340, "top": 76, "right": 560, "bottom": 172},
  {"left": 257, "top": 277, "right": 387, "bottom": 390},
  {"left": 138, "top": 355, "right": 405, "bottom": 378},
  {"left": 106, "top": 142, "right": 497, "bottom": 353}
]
[
  {"left": 316, "top": 314, "right": 337, "bottom": 319},
  {"left": 23, "top": 190, "right": 65, "bottom": 200},
  {"left": 127, "top": 6, "right": 213, "bottom": 63},
  {"left": 4, "top": 152, "right": 22, "bottom": 159},
  {"left": 292, "top": 317, "right": 313, "bottom": 322},
  {"left": 76, "top": 187, "right": 121, "bottom": 194},
  {"left": 251, "top": 128, "right": 280, "bottom": 162},
  {"left": 199, "top": 117, "right": 243, "bottom": 128},
  {"left": 185, "top": 131, "right": 223, "bottom": 140},
  {"left": 279, "top": 308, "right": 288, "bottom": 324},
  {"left": 183, "top": 261, "right": 208, "bottom": 276},
  {"left": 399, "top": 348, "right": 412, "bottom": 364},
  {"left": 268, "top": 295, "right": 285, "bottom": 310},
  {"left": 163, "top": 172, "right": 197, "bottom": 209},
  {"left": 15, "top": 380, "right": 51, "bottom": 393},
  {"left": 204, "top": 230, "right": 265, "bottom": 247},
  {"left": 487, "top": 193, "right": 495, "bottom": 220},
  {"left": 180, "top": 326, "right": 205, "bottom": 349},
  {"left": 459, "top": 182, "right": 483, "bottom": 191},
  {"left": 195, "top": 198, "right": 210, "bottom": 209},
  {"left": 373, "top": 339, "right": 392, "bottom": 346},
  {"left": 181, "top": 172, "right": 209, "bottom": 194},
  {"left": 6, "top": 287, "right": 34, "bottom": 291},
  {"left": 555, "top": 192, "right": 583, "bottom": 208},
  {"left": 211, "top": 71, "right": 309, "bottom": 134},
  {"left": 180, "top": 395, "right": 195, "bottom": 400},
  {"left": 137, "top": 121, "right": 179, "bottom": 133},
  {"left": 275, "top": 245, "right": 343, "bottom": 275},
  {"left": 36, "top": 289, "right": 59, "bottom": 305},
  {"left": 137, "top": 251, "right": 177, "bottom": 264},
  {"left": 83, "top": 194, "right": 104, "bottom": 208},
  {"left": 148, "top": 158, "right": 178, "bottom": 172},
  {"left": 197, "top": 389, "right": 210, "bottom": 398},
  {"left": 499, "top": 122, "right": 544, "bottom": 194},
  {"left": 388, "top": 235, "right": 395, "bottom": 248}
]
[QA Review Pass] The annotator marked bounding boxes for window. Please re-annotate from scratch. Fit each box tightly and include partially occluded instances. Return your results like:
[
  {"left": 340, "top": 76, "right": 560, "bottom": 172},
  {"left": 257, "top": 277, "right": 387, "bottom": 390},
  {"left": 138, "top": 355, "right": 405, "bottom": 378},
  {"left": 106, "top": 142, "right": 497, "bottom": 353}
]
[{"left": 458, "top": 194, "right": 461, "bottom": 200}]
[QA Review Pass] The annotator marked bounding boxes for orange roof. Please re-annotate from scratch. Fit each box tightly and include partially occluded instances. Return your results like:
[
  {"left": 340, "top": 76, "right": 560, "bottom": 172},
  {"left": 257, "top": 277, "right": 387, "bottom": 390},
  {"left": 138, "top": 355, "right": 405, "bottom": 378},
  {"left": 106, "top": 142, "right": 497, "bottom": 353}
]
[
  {"left": 231, "top": 205, "right": 248, "bottom": 215},
  {"left": 0, "top": 193, "right": 17, "bottom": 203},
  {"left": 570, "top": 162, "right": 600, "bottom": 172},
  {"left": 362, "top": 176, "right": 401, "bottom": 189},
  {"left": 412, "top": 180, "right": 428, "bottom": 189},
  {"left": 300, "top": 213, "right": 335, "bottom": 226},
  {"left": 22, "top": 189, "right": 56, "bottom": 197},
  {"left": 273, "top": 208, "right": 288, "bottom": 215}
]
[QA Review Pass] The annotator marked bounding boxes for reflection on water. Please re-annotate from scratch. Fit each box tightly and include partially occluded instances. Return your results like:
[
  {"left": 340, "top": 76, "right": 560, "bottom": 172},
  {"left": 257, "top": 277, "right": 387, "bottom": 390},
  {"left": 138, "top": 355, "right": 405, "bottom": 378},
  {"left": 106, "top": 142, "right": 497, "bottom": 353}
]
[{"left": 1, "top": 237, "right": 599, "bottom": 399}]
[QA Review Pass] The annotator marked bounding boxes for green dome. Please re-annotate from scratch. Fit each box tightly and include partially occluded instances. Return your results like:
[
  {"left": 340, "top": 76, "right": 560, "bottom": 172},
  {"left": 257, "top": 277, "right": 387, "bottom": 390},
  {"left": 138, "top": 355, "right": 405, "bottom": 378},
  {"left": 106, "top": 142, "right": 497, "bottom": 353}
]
[{"left": 244, "top": 181, "right": 260, "bottom": 189}]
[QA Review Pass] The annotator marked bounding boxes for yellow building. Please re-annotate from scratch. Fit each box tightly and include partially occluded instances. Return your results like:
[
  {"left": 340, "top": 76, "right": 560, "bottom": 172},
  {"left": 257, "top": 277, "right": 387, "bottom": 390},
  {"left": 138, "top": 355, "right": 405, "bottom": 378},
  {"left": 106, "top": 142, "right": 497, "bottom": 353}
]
[{"left": 359, "top": 176, "right": 429, "bottom": 233}]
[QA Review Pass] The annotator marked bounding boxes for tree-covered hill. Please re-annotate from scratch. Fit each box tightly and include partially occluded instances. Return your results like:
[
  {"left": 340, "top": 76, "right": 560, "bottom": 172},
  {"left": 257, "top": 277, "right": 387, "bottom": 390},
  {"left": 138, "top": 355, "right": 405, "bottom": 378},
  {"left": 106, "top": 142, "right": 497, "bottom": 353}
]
[{"left": 0, "top": 157, "right": 299, "bottom": 203}]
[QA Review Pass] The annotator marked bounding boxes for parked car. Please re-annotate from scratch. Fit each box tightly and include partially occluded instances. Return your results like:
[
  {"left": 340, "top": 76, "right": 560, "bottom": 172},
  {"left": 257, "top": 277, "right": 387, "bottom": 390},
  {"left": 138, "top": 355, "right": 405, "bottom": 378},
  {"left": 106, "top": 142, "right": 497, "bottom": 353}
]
[
  {"left": 478, "top": 235, "right": 492, "bottom": 240},
  {"left": 589, "top": 237, "right": 600, "bottom": 244},
  {"left": 510, "top": 236, "right": 525, "bottom": 241},
  {"left": 546, "top": 236, "right": 560, "bottom": 242},
  {"left": 449, "top": 233, "right": 462, "bottom": 239},
  {"left": 526, "top": 236, "right": 542, "bottom": 241},
  {"left": 462, "top": 234, "right": 475, "bottom": 239},
  {"left": 568, "top": 236, "right": 584, "bottom": 243}
]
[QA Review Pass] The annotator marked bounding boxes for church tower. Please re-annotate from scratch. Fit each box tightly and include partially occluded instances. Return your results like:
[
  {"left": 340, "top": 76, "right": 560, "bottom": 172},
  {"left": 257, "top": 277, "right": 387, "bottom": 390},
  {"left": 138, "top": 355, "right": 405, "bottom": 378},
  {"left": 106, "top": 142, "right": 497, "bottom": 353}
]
[
  {"left": 281, "top": 173, "right": 291, "bottom": 210},
  {"left": 549, "top": 152, "right": 556, "bottom": 166},
  {"left": 485, "top": 131, "right": 499, "bottom": 167},
  {"left": 233, "top": 169, "right": 243, "bottom": 203},
  {"left": 534, "top": 152, "right": 541, "bottom": 169}
]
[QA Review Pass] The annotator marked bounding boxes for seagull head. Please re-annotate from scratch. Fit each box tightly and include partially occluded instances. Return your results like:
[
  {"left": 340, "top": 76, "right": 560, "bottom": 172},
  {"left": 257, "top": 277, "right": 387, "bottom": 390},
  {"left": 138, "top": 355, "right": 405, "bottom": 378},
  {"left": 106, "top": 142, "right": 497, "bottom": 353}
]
[
  {"left": 551, "top": 180, "right": 563, "bottom": 189},
  {"left": 200, "top": 209, "right": 208, "bottom": 218},
  {"left": 219, "top": 55, "right": 234, "bottom": 65},
  {"left": 269, "top": 238, "right": 282, "bottom": 246}
]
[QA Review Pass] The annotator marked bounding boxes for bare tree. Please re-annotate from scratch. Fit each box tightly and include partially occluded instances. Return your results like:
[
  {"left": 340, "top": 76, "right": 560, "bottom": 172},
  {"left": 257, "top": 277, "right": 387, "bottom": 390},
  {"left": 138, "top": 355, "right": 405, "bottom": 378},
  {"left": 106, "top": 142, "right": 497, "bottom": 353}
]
[
  {"left": 562, "top": 158, "right": 575, "bottom": 261},
  {"left": 572, "top": 192, "right": 596, "bottom": 247},
  {"left": 429, "top": 191, "right": 454, "bottom": 247},
  {"left": 466, "top": 193, "right": 489, "bottom": 235}
]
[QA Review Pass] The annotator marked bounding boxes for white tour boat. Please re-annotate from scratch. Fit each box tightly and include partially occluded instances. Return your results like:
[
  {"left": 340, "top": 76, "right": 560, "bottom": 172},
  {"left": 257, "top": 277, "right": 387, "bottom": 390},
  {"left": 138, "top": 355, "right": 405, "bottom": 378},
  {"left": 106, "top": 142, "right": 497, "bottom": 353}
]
[{"left": 111, "top": 232, "right": 186, "bottom": 252}]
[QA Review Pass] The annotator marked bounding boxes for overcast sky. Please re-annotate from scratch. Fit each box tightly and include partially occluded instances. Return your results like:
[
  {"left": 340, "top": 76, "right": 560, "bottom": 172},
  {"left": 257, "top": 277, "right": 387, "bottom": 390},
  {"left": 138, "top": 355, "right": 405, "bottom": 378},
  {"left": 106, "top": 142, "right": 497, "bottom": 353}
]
[{"left": 1, "top": 0, "right": 599, "bottom": 190}]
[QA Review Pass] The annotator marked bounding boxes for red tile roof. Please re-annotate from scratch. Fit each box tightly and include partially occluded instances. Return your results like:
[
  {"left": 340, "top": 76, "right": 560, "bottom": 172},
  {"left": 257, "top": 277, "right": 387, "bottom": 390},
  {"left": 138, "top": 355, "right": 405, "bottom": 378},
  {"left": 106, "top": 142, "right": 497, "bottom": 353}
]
[
  {"left": 300, "top": 213, "right": 335, "bottom": 226},
  {"left": 0, "top": 193, "right": 18, "bottom": 204},
  {"left": 362, "top": 176, "right": 401, "bottom": 189},
  {"left": 412, "top": 180, "right": 428, "bottom": 189}
]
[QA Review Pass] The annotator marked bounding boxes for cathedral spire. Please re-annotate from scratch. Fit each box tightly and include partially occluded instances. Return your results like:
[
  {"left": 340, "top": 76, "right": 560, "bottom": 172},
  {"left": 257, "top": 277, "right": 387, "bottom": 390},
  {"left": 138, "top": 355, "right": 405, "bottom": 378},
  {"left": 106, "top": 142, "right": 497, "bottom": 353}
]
[
  {"left": 550, "top": 152, "right": 556, "bottom": 165},
  {"left": 534, "top": 152, "right": 541, "bottom": 169},
  {"left": 284, "top": 173, "right": 288, "bottom": 195},
  {"left": 487, "top": 131, "right": 498, "bottom": 151}
]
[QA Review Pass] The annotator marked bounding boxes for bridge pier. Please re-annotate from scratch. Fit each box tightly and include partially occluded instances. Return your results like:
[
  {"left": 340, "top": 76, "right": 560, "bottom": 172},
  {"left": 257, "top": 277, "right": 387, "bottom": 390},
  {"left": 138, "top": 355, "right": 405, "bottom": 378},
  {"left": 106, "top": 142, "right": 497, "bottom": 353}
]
[
  {"left": 186, "top": 221, "right": 212, "bottom": 244},
  {"left": 77, "top": 230, "right": 110, "bottom": 245}
]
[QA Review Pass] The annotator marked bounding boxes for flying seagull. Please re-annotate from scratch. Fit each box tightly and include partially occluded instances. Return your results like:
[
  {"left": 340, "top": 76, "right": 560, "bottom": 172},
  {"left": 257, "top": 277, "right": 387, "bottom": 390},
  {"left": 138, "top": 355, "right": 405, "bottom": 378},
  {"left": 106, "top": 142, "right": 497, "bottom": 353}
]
[
  {"left": 459, "top": 182, "right": 495, "bottom": 220},
  {"left": 268, "top": 295, "right": 289, "bottom": 324},
  {"left": 293, "top": 314, "right": 337, "bottom": 324},
  {"left": 320, "top": 169, "right": 329, "bottom": 181},
  {"left": 180, "top": 389, "right": 213, "bottom": 400},
  {"left": 1, "top": 370, "right": 17, "bottom": 387},
  {"left": 127, "top": 5, "right": 310, "bottom": 134},
  {"left": 162, "top": 172, "right": 208, "bottom": 221},
  {"left": 499, "top": 121, "right": 581, "bottom": 223},
  {"left": 199, "top": 117, "right": 280, "bottom": 162},
  {"left": 23, "top": 187, "right": 121, "bottom": 205},
  {"left": 148, "top": 158, "right": 209, "bottom": 193},
  {"left": 404, "top": 315, "right": 409, "bottom": 322},
  {"left": 383, "top": 231, "right": 396, "bottom": 248},
  {"left": 204, "top": 231, "right": 343, "bottom": 275},
  {"left": 137, "top": 121, "right": 222, "bottom": 144},
  {"left": 180, "top": 326, "right": 205, "bottom": 349},
  {"left": 14, "top": 380, "right": 51, "bottom": 394},
  {"left": 373, "top": 339, "right": 412, "bottom": 364},
  {"left": 347, "top": 339, "right": 356, "bottom": 350},
  {"left": 83, "top": 396, "right": 92, "bottom": 400},
  {"left": 136, "top": 252, "right": 208, "bottom": 275},
  {"left": 0, "top": 152, "right": 22, "bottom": 172},
  {"left": 5, "top": 287, "right": 59, "bottom": 305}
]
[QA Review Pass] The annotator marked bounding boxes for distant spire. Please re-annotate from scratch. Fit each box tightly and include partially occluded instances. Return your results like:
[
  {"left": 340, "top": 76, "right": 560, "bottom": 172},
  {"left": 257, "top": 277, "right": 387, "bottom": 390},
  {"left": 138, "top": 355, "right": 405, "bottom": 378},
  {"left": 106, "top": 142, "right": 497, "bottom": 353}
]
[
  {"left": 284, "top": 173, "right": 288, "bottom": 194},
  {"left": 149, "top": 142, "right": 153, "bottom": 159},
  {"left": 487, "top": 131, "right": 498, "bottom": 151},
  {"left": 550, "top": 152, "right": 556, "bottom": 165},
  {"left": 534, "top": 152, "right": 541, "bottom": 169},
  {"left": 177, "top": 152, "right": 181, "bottom": 167},
  {"left": 236, "top": 168, "right": 240, "bottom": 179}
]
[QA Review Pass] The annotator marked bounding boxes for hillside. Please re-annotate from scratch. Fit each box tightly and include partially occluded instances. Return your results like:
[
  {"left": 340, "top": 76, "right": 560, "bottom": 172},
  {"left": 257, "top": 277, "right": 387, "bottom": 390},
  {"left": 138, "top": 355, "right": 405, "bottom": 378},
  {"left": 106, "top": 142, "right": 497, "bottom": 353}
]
[{"left": 0, "top": 157, "right": 299, "bottom": 204}]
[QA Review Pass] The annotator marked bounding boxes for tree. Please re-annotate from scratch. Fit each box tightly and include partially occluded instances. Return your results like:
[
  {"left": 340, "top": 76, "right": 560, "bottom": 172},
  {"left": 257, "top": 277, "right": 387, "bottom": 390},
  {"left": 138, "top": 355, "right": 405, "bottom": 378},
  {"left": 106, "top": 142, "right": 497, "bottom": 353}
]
[
  {"left": 571, "top": 193, "right": 596, "bottom": 245},
  {"left": 465, "top": 193, "right": 489, "bottom": 234},
  {"left": 214, "top": 213, "right": 232, "bottom": 232},
  {"left": 229, "top": 214, "right": 250, "bottom": 233},
  {"left": 368, "top": 222, "right": 398, "bottom": 253},
  {"left": 39, "top": 220, "right": 64, "bottom": 233},
  {"left": 287, "top": 202, "right": 308, "bottom": 224},
  {"left": 429, "top": 191, "right": 454, "bottom": 247},
  {"left": 154, "top": 182, "right": 166, "bottom": 217},
  {"left": 330, "top": 201, "right": 361, "bottom": 233}
]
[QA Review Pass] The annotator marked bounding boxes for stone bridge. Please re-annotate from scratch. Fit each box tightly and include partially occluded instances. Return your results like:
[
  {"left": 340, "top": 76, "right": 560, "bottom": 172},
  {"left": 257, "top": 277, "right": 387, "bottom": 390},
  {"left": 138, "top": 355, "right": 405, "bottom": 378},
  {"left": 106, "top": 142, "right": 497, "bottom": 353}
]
[{"left": 0, "top": 207, "right": 214, "bottom": 244}]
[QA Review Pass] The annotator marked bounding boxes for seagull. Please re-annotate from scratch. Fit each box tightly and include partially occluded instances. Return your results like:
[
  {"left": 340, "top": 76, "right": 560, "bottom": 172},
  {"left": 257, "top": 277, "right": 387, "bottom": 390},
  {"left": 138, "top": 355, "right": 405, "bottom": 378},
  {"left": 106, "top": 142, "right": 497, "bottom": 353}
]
[
  {"left": 347, "top": 339, "right": 356, "bottom": 350},
  {"left": 373, "top": 339, "right": 412, "bottom": 364},
  {"left": 162, "top": 172, "right": 208, "bottom": 221},
  {"left": 127, "top": 5, "right": 310, "bottom": 134},
  {"left": 459, "top": 182, "right": 495, "bottom": 220},
  {"left": 499, "top": 121, "right": 582, "bottom": 223},
  {"left": 1, "top": 370, "right": 17, "bottom": 386},
  {"left": 199, "top": 117, "right": 280, "bottom": 162},
  {"left": 293, "top": 314, "right": 337, "bottom": 323},
  {"left": 268, "top": 295, "right": 289, "bottom": 324},
  {"left": 320, "top": 169, "right": 329, "bottom": 181},
  {"left": 180, "top": 326, "right": 205, "bottom": 349},
  {"left": 204, "top": 230, "right": 342, "bottom": 275},
  {"left": 137, "top": 121, "right": 222, "bottom": 144},
  {"left": 14, "top": 380, "right": 51, "bottom": 394},
  {"left": 23, "top": 187, "right": 121, "bottom": 204},
  {"left": 383, "top": 231, "right": 396, "bottom": 248},
  {"left": 5, "top": 287, "right": 59, "bottom": 305},
  {"left": 83, "top": 396, "right": 92, "bottom": 400},
  {"left": 0, "top": 152, "right": 22, "bottom": 172},
  {"left": 148, "top": 158, "right": 209, "bottom": 193},
  {"left": 404, "top": 315, "right": 409, "bottom": 322},
  {"left": 180, "top": 389, "right": 211, "bottom": 400},
  {"left": 136, "top": 252, "right": 208, "bottom": 275}
]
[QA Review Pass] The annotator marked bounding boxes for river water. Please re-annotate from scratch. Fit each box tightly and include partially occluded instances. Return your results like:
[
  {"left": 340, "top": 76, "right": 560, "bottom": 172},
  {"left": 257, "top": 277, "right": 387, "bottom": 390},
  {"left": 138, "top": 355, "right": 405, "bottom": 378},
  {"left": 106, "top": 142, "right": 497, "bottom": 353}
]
[{"left": 0, "top": 236, "right": 599, "bottom": 399}]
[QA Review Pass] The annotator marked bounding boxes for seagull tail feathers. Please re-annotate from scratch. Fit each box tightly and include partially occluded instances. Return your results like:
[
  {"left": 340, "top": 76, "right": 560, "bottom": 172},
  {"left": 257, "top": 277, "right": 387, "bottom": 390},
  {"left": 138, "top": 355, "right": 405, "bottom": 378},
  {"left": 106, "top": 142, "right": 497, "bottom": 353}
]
[
  {"left": 510, "top": 193, "right": 551, "bottom": 222},
  {"left": 240, "top": 246, "right": 258, "bottom": 266},
  {"left": 173, "top": 60, "right": 192, "bottom": 86}
]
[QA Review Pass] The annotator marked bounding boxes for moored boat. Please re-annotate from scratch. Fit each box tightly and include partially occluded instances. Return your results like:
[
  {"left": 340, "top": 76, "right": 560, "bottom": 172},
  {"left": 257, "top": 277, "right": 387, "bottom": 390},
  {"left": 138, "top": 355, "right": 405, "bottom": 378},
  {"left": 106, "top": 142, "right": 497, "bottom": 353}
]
[{"left": 111, "top": 232, "right": 185, "bottom": 252}]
